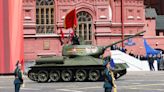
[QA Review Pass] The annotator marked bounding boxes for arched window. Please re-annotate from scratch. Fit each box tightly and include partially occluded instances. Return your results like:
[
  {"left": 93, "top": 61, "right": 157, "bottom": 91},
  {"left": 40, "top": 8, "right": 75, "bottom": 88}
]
[
  {"left": 36, "top": 0, "right": 54, "bottom": 34},
  {"left": 77, "top": 11, "right": 92, "bottom": 44}
]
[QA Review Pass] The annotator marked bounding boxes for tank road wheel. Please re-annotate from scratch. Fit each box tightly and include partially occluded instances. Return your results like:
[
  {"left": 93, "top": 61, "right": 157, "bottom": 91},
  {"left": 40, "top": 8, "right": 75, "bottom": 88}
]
[
  {"left": 50, "top": 70, "right": 60, "bottom": 82},
  {"left": 38, "top": 70, "right": 49, "bottom": 82},
  {"left": 61, "top": 70, "right": 72, "bottom": 82},
  {"left": 75, "top": 69, "right": 87, "bottom": 81},
  {"left": 28, "top": 70, "right": 37, "bottom": 81},
  {"left": 89, "top": 70, "right": 100, "bottom": 81}
]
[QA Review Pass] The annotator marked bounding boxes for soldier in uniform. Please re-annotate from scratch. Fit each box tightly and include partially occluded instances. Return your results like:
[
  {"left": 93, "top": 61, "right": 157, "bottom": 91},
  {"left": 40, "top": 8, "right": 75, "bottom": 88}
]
[
  {"left": 14, "top": 61, "right": 23, "bottom": 92},
  {"left": 103, "top": 56, "right": 116, "bottom": 92},
  {"left": 71, "top": 31, "right": 80, "bottom": 45}
]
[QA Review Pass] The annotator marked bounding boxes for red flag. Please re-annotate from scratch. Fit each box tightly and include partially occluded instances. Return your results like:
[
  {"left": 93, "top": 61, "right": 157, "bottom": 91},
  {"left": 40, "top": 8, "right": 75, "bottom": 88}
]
[
  {"left": 60, "top": 28, "right": 64, "bottom": 39},
  {"left": 64, "top": 9, "right": 77, "bottom": 29}
]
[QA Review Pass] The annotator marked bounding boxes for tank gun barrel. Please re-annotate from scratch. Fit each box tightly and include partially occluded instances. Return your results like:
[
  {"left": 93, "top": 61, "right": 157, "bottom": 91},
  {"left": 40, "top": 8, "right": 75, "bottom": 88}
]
[{"left": 103, "top": 31, "right": 146, "bottom": 50}]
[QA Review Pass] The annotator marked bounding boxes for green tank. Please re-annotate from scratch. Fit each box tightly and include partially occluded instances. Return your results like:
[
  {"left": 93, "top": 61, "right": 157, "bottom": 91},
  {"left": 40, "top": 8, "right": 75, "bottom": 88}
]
[{"left": 27, "top": 31, "right": 145, "bottom": 82}]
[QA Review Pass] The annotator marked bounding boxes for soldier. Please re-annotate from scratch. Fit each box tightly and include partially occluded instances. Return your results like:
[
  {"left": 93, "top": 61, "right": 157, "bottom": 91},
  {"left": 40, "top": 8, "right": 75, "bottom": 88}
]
[
  {"left": 103, "top": 57, "right": 117, "bottom": 92},
  {"left": 71, "top": 31, "right": 80, "bottom": 45},
  {"left": 14, "top": 61, "right": 23, "bottom": 92}
]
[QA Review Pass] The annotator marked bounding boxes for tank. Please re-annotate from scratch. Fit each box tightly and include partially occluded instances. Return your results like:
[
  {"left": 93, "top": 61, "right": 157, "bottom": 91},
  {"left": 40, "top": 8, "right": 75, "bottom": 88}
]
[{"left": 27, "top": 31, "right": 145, "bottom": 82}]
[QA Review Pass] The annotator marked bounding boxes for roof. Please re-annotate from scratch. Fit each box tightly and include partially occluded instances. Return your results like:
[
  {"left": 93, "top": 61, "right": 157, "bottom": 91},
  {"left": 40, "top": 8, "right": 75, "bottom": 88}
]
[
  {"left": 145, "top": 8, "right": 157, "bottom": 19},
  {"left": 156, "top": 15, "right": 164, "bottom": 30}
]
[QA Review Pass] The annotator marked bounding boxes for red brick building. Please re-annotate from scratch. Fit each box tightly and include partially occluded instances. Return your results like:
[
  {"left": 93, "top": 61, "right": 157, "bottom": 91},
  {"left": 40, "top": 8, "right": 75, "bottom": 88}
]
[
  {"left": 145, "top": 0, "right": 164, "bottom": 15},
  {"left": 144, "top": 0, "right": 164, "bottom": 52},
  {"left": 22, "top": 0, "right": 164, "bottom": 62}
]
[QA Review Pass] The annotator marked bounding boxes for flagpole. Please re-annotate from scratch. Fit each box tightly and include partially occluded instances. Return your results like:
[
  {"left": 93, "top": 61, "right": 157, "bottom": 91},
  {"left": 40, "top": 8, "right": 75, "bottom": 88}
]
[
  {"left": 110, "top": 70, "right": 117, "bottom": 92},
  {"left": 109, "top": 58, "right": 117, "bottom": 92}
]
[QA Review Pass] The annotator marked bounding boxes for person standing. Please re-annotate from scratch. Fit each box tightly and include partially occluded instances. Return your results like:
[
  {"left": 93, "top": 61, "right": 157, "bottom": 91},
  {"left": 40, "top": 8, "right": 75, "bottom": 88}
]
[
  {"left": 156, "top": 54, "right": 161, "bottom": 70},
  {"left": 103, "top": 57, "right": 117, "bottom": 92},
  {"left": 160, "top": 54, "right": 164, "bottom": 70},
  {"left": 147, "top": 54, "right": 155, "bottom": 71},
  {"left": 14, "top": 61, "right": 23, "bottom": 92},
  {"left": 71, "top": 31, "right": 80, "bottom": 45}
]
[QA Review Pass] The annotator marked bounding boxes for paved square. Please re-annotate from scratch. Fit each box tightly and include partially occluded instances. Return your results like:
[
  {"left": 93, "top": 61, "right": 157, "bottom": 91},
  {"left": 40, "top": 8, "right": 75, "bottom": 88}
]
[{"left": 0, "top": 71, "right": 164, "bottom": 92}]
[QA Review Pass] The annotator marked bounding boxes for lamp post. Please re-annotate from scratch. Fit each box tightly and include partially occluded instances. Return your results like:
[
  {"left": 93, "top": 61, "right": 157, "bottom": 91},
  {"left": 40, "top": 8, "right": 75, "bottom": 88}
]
[{"left": 121, "top": 0, "right": 124, "bottom": 48}]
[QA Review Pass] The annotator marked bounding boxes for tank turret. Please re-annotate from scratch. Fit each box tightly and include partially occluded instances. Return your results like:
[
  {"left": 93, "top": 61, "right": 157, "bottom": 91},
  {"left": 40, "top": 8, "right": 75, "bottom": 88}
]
[
  {"left": 27, "top": 31, "right": 145, "bottom": 82},
  {"left": 62, "top": 31, "right": 145, "bottom": 57}
]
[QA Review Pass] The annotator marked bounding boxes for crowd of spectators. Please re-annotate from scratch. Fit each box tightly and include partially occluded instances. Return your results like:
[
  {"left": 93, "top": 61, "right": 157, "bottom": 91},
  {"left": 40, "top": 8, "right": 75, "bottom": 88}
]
[
  {"left": 111, "top": 45, "right": 150, "bottom": 60},
  {"left": 111, "top": 45, "right": 164, "bottom": 70},
  {"left": 111, "top": 45, "right": 127, "bottom": 53},
  {"left": 128, "top": 50, "right": 147, "bottom": 60}
]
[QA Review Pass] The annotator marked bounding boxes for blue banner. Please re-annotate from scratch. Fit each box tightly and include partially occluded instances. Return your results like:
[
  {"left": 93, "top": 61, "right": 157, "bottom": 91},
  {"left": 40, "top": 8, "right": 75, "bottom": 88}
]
[
  {"left": 124, "top": 38, "right": 136, "bottom": 46},
  {"left": 143, "top": 39, "right": 160, "bottom": 56}
]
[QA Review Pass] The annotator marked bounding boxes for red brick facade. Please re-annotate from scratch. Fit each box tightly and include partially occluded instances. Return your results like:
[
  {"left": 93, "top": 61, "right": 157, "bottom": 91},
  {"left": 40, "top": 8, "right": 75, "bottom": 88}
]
[{"left": 23, "top": 0, "right": 164, "bottom": 62}]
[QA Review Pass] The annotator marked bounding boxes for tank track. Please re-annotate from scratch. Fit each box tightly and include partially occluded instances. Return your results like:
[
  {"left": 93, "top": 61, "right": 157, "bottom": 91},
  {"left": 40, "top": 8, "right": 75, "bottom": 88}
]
[{"left": 27, "top": 66, "right": 126, "bottom": 82}]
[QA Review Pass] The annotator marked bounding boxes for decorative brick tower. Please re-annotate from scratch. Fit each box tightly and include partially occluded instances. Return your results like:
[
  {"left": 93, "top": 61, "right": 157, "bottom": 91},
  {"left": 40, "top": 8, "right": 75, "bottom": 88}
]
[{"left": 0, "top": 0, "right": 23, "bottom": 74}]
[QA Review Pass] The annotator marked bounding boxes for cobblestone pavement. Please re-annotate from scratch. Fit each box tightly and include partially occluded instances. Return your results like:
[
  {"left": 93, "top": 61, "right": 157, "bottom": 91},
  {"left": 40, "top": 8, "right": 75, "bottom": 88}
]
[{"left": 0, "top": 71, "right": 164, "bottom": 92}]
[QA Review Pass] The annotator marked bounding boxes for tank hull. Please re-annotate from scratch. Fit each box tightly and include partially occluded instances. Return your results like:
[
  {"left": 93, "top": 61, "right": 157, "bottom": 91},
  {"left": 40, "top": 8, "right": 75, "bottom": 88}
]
[
  {"left": 27, "top": 31, "right": 146, "bottom": 82},
  {"left": 27, "top": 56, "right": 128, "bottom": 82}
]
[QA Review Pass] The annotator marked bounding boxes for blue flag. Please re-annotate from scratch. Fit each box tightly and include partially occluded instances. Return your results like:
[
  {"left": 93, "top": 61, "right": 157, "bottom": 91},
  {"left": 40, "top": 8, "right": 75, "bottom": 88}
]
[
  {"left": 143, "top": 39, "right": 160, "bottom": 56},
  {"left": 103, "top": 58, "right": 115, "bottom": 70},
  {"left": 110, "top": 58, "right": 115, "bottom": 70}
]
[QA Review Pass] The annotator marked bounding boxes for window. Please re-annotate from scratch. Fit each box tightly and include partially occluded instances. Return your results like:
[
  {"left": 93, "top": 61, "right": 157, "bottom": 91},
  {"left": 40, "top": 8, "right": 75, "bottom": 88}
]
[
  {"left": 127, "top": 9, "right": 134, "bottom": 20},
  {"left": 156, "top": 30, "right": 164, "bottom": 36},
  {"left": 137, "top": 10, "right": 142, "bottom": 19},
  {"left": 36, "top": 0, "right": 54, "bottom": 34},
  {"left": 77, "top": 11, "right": 92, "bottom": 44}
]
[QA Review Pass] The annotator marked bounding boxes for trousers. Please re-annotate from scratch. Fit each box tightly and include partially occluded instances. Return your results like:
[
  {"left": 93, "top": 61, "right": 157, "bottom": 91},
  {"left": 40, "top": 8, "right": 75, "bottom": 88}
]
[
  {"left": 15, "top": 83, "right": 21, "bottom": 92},
  {"left": 105, "top": 88, "right": 112, "bottom": 92}
]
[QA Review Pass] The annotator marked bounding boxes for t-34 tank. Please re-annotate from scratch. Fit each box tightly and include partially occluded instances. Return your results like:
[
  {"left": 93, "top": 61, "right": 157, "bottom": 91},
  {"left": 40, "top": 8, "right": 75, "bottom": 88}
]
[{"left": 27, "top": 31, "right": 145, "bottom": 82}]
